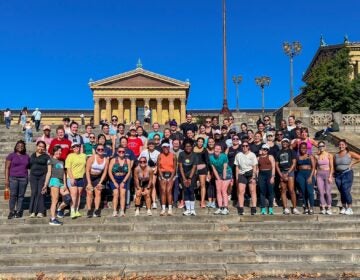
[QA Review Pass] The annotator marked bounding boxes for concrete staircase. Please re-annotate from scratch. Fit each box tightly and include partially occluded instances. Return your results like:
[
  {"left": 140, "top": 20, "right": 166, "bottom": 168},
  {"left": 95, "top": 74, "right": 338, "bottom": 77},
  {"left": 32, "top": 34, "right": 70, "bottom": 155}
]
[{"left": 0, "top": 125, "right": 360, "bottom": 278}]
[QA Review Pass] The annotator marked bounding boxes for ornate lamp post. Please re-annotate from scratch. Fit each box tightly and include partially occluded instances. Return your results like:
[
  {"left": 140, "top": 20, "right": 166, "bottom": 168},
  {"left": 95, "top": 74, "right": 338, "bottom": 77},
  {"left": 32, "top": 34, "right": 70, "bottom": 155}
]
[
  {"left": 255, "top": 76, "right": 271, "bottom": 115},
  {"left": 283, "top": 41, "right": 302, "bottom": 107},
  {"left": 232, "top": 75, "right": 242, "bottom": 112}
]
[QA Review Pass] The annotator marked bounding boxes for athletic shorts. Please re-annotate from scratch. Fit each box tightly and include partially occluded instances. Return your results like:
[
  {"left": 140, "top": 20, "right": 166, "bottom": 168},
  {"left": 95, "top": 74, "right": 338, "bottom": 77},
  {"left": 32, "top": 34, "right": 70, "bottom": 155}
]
[
  {"left": 49, "top": 177, "right": 64, "bottom": 188},
  {"left": 238, "top": 170, "right": 253, "bottom": 185},
  {"left": 67, "top": 178, "right": 85, "bottom": 188},
  {"left": 281, "top": 170, "right": 295, "bottom": 177},
  {"left": 197, "top": 167, "right": 208, "bottom": 176},
  {"left": 109, "top": 175, "right": 127, "bottom": 190}
]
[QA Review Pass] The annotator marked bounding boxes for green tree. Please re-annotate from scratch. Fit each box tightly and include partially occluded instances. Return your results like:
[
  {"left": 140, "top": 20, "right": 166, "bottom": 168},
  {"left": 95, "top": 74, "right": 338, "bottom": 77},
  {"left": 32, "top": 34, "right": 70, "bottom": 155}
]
[{"left": 302, "top": 48, "right": 360, "bottom": 113}]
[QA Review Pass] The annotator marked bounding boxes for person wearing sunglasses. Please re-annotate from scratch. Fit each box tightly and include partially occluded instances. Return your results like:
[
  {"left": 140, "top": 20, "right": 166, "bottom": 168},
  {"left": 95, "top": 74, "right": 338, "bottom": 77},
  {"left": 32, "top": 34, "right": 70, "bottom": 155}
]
[
  {"left": 158, "top": 142, "right": 177, "bottom": 215},
  {"left": 134, "top": 156, "right": 154, "bottom": 216},
  {"left": 234, "top": 141, "right": 258, "bottom": 215},
  {"left": 85, "top": 144, "right": 109, "bottom": 218},
  {"left": 274, "top": 130, "right": 284, "bottom": 150},
  {"left": 96, "top": 134, "right": 113, "bottom": 158},
  {"left": 109, "top": 115, "right": 118, "bottom": 136},
  {"left": 225, "top": 135, "right": 242, "bottom": 205},
  {"left": 82, "top": 124, "right": 93, "bottom": 144},
  {"left": 204, "top": 118, "right": 214, "bottom": 137},
  {"left": 108, "top": 148, "right": 131, "bottom": 217},
  {"left": 65, "top": 142, "right": 87, "bottom": 219},
  {"left": 178, "top": 139, "right": 198, "bottom": 216},
  {"left": 315, "top": 141, "right": 334, "bottom": 215},
  {"left": 84, "top": 133, "right": 97, "bottom": 158}
]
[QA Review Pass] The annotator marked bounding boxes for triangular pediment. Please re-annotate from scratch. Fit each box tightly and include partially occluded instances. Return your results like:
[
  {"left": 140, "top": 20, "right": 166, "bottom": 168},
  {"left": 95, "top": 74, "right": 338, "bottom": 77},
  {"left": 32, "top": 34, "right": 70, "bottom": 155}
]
[{"left": 90, "top": 68, "right": 189, "bottom": 89}]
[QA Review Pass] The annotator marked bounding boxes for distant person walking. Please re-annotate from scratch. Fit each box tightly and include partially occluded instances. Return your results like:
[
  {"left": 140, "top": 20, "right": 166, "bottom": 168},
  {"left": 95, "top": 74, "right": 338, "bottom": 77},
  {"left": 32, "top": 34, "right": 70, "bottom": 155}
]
[
  {"left": 4, "top": 108, "right": 11, "bottom": 129},
  {"left": 19, "top": 107, "right": 28, "bottom": 127},
  {"left": 31, "top": 108, "right": 42, "bottom": 132}
]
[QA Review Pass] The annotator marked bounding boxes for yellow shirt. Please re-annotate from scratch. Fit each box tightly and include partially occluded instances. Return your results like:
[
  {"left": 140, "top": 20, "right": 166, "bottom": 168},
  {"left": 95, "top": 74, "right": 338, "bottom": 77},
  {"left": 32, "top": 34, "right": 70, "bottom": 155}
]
[{"left": 65, "top": 153, "right": 87, "bottom": 179}]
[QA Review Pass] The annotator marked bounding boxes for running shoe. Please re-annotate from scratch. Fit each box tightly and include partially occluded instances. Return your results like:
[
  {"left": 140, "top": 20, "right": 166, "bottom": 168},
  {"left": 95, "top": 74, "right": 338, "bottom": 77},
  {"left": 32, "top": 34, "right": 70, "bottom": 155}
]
[
  {"left": 190, "top": 210, "right": 197, "bottom": 216},
  {"left": 70, "top": 211, "right": 77, "bottom": 219},
  {"left": 238, "top": 207, "right": 244, "bottom": 216},
  {"left": 268, "top": 207, "right": 274, "bottom": 215},
  {"left": 303, "top": 208, "right": 309, "bottom": 215},
  {"left": 14, "top": 211, "right": 23, "bottom": 218},
  {"left": 56, "top": 210, "right": 65, "bottom": 219},
  {"left": 87, "top": 210, "right": 93, "bottom": 218},
  {"left": 206, "top": 202, "right": 212, "bottom": 208},
  {"left": 119, "top": 209, "right": 125, "bottom": 217},
  {"left": 112, "top": 211, "right": 118, "bottom": 217},
  {"left": 221, "top": 208, "right": 229, "bottom": 215},
  {"left": 326, "top": 209, "right": 332, "bottom": 215},
  {"left": 167, "top": 209, "right": 173, "bottom": 216},
  {"left": 183, "top": 209, "right": 191, "bottom": 216},
  {"left": 75, "top": 211, "right": 82, "bottom": 218},
  {"left": 93, "top": 209, "right": 101, "bottom": 218},
  {"left": 209, "top": 202, "right": 216, "bottom": 208},
  {"left": 37, "top": 213, "right": 44, "bottom": 218},
  {"left": 283, "top": 208, "right": 290, "bottom": 215},
  {"left": 135, "top": 209, "right": 140, "bottom": 216},
  {"left": 49, "top": 219, "right": 63, "bottom": 226},
  {"left": 340, "top": 207, "right": 347, "bottom": 214},
  {"left": 152, "top": 202, "right": 158, "bottom": 209},
  {"left": 261, "top": 208, "right": 267, "bottom": 215},
  {"left": 293, "top": 208, "right": 301, "bottom": 215},
  {"left": 308, "top": 209, "right": 314, "bottom": 215},
  {"left": 147, "top": 209, "right": 152, "bottom": 216},
  {"left": 251, "top": 207, "right": 257, "bottom": 216},
  {"left": 320, "top": 209, "right": 326, "bottom": 215},
  {"left": 160, "top": 209, "right": 166, "bottom": 216},
  {"left": 214, "top": 208, "right": 222, "bottom": 215},
  {"left": 345, "top": 208, "right": 353, "bottom": 215},
  {"left": 7, "top": 211, "right": 15, "bottom": 220}
]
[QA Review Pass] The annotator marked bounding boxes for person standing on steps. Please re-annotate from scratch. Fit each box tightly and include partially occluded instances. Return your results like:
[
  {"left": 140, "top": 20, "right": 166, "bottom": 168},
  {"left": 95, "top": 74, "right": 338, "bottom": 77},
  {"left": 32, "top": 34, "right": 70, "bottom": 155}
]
[
  {"left": 315, "top": 141, "right": 334, "bottom": 215},
  {"left": 275, "top": 138, "right": 300, "bottom": 215},
  {"left": 178, "top": 139, "right": 198, "bottom": 216},
  {"left": 31, "top": 108, "right": 42, "bottom": 132},
  {"left": 4, "top": 108, "right": 11, "bottom": 129},
  {"left": 5, "top": 140, "right": 30, "bottom": 219},
  {"left": 334, "top": 139, "right": 360, "bottom": 215},
  {"left": 28, "top": 141, "right": 51, "bottom": 218}
]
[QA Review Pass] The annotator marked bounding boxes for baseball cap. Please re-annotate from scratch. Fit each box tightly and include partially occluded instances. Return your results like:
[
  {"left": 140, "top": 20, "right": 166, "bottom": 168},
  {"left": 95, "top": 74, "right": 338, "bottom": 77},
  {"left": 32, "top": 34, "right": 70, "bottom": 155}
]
[
  {"left": 71, "top": 142, "right": 81, "bottom": 148},
  {"left": 42, "top": 125, "right": 51, "bottom": 131},
  {"left": 261, "top": 144, "right": 270, "bottom": 150},
  {"left": 266, "top": 131, "right": 274, "bottom": 136},
  {"left": 281, "top": 138, "right": 290, "bottom": 143},
  {"left": 169, "top": 120, "right": 178, "bottom": 126},
  {"left": 214, "top": 129, "right": 221, "bottom": 135},
  {"left": 161, "top": 142, "right": 170, "bottom": 148}
]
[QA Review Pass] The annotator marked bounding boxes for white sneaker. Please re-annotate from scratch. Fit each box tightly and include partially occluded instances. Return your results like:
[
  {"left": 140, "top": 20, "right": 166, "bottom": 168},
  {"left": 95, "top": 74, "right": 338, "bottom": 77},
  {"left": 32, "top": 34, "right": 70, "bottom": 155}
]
[
  {"left": 37, "top": 213, "right": 44, "bottom": 218},
  {"left": 147, "top": 209, "right": 152, "bottom": 216},
  {"left": 283, "top": 208, "right": 290, "bottom": 215},
  {"left": 326, "top": 209, "right": 332, "bottom": 215},
  {"left": 29, "top": 213, "right": 36, "bottom": 218},
  {"left": 152, "top": 202, "right": 157, "bottom": 209},
  {"left": 167, "top": 209, "right": 173, "bottom": 216},
  {"left": 228, "top": 194, "right": 232, "bottom": 201},
  {"left": 214, "top": 208, "right": 222, "bottom": 215},
  {"left": 135, "top": 208, "right": 140, "bottom": 216},
  {"left": 345, "top": 208, "right": 353, "bottom": 215},
  {"left": 340, "top": 208, "right": 347, "bottom": 214},
  {"left": 119, "top": 210, "right": 125, "bottom": 217},
  {"left": 112, "top": 210, "right": 118, "bottom": 217},
  {"left": 160, "top": 209, "right": 166, "bottom": 216},
  {"left": 221, "top": 208, "right": 229, "bottom": 215},
  {"left": 320, "top": 209, "right": 326, "bottom": 215},
  {"left": 183, "top": 209, "right": 191, "bottom": 216},
  {"left": 190, "top": 210, "right": 197, "bottom": 216},
  {"left": 293, "top": 208, "right": 301, "bottom": 215}
]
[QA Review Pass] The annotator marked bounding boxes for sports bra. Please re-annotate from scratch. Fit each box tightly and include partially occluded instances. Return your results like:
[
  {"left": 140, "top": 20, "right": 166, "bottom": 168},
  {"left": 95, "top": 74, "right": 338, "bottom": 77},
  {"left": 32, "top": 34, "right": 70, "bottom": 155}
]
[
  {"left": 297, "top": 156, "right": 312, "bottom": 166},
  {"left": 138, "top": 167, "right": 150, "bottom": 187},
  {"left": 91, "top": 155, "right": 106, "bottom": 174},
  {"left": 112, "top": 158, "right": 129, "bottom": 174},
  {"left": 335, "top": 153, "right": 352, "bottom": 172},
  {"left": 258, "top": 155, "right": 272, "bottom": 171},
  {"left": 317, "top": 155, "right": 329, "bottom": 168}
]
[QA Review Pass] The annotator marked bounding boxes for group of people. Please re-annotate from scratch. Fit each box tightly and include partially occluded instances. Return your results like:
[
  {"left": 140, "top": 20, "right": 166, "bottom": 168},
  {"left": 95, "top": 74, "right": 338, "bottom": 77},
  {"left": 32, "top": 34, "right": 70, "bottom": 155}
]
[{"left": 4, "top": 113, "right": 360, "bottom": 226}]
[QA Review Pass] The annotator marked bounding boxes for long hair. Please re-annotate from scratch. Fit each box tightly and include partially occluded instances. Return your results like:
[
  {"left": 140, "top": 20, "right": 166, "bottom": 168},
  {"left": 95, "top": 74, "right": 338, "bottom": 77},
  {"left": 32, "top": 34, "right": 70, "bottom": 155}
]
[{"left": 14, "top": 140, "right": 26, "bottom": 154}]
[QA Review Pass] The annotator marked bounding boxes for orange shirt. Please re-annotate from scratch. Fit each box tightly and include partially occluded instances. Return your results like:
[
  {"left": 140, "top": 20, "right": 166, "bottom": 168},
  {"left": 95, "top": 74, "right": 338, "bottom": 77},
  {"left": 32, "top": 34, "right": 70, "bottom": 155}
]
[{"left": 158, "top": 153, "right": 175, "bottom": 173}]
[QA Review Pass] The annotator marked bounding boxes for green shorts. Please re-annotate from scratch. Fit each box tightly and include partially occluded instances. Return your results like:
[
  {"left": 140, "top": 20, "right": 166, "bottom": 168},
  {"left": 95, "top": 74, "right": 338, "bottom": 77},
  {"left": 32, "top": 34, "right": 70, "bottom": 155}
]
[{"left": 49, "top": 178, "right": 64, "bottom": 188}]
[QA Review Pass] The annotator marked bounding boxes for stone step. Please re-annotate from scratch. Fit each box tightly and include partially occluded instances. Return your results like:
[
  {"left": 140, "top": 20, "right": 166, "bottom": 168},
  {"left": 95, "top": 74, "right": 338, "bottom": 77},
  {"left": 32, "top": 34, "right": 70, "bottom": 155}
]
[
  {"left": 0, "top": 262, "right": 359, "bottom": 279},
  {"left": 3, "top": 230, "right": 360, "bottom": 245},
  {"left": 1, "top": 239, "right": 360, "bottom": 255}
]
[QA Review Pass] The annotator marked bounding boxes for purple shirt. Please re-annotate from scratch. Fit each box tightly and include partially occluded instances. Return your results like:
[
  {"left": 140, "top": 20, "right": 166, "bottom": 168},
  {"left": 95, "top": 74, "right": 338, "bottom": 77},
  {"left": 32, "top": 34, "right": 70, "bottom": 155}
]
[{"left": 6, "top": 152, "right": 30, "bottom": 177}]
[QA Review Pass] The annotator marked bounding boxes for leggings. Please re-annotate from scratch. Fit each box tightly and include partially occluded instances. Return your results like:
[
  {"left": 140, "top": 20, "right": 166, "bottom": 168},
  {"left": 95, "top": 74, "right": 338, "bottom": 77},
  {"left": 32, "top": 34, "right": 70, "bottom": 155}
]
[
  {"left": 258, "top": 170, "right": 274, "bottom": 208},
  {"left": 29, "top": 173, "right": 46, "bottom": 214},
  {"left": 316, "top": 170, "right": 332, "bottom": 206},
  {"left": 296, "top": 170, "right": 314, "bottom": 207},
  {"left": 9, "top": 176, "right": 28, "bottom": 213},
  {"left": 183, "top": 178, "right": 196, "bottom": 201},
  {"left": 207, "top": 178, "right": 216, "bottom": 199},
  {"left": 335, "top": 170, "right": 353, "bottom": 205}
]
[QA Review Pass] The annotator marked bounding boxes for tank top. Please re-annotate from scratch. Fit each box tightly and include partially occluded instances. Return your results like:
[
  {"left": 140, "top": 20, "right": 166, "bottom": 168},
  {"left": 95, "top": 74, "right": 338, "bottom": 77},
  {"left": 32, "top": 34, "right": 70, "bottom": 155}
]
[
  {"left": 297, "top": 156, "right": 312, "bottom": 167},
  {"left": 105, "top": 137, "right": 113, "bottom": 148},
  {"left": 138, "top": 167, "right": 150, "bottom": 188},
  {"left": 91, "top": 155, "right": 106, "bottom": 174},
  {"left": 112, "top": 157, "right": 128, "bottom": 174},
  {"left": 258, "top": 155, "right": 272, "bottom": 171},
  {"left": 159, "top": 153, "right": 175, "bottom": 173},
  {"left": 335, "top": 153, "right": 352, "bottom": 172},
  {"left": 317, "top": 155, "right": 330, "bottom": 169}
]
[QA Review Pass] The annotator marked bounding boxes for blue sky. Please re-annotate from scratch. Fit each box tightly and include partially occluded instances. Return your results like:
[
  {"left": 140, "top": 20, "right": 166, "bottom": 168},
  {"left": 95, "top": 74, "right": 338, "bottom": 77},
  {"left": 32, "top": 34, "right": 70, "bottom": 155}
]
[{"left": 1, "top": 0, "right": 360, "bottom": 110}]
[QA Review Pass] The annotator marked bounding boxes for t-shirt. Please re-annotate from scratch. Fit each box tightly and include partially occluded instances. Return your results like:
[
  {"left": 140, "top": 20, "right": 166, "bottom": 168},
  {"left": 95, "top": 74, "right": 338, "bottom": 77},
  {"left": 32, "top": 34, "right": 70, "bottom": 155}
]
[
  {"left": 127, "top": 137, "right": 143, "bottom": 157},
  {"left": 169, "top": 131, "right": 184, "bottom": 142},
  {"left": 6, "top": 152, "right": 30, "bottom": 177},
  {"left": 234, "top": 152, "right": 258, "bottom": 174},
  {"left": 227, "top": 146, "right": 242, "bottom": 169},
  {"left": 84, "top": 142, "right": 96, "bottom": 156},
  {"left": 180, "top": 122, "right": 198, "bottom": 135},
  {"left": 139, "top": 149, "right": 160, "bottom": 164},
  {"left": 250, "top": 142, "right": 263, "bottom": 157},
  {"left": 148, "top": 131, "right": 164, "bottom": 140},
  {"left": 65, "top": 133, "right": 84, "bottom": 146},
  {"left": 209, "top": 153, "right": 232, "bottom": 176},
  {"left": 65, "top": 153, "right": 87, "bottom": 179},
  {"left": 124, "top": 148, "right": 136, "bottom": 162},
  {"left": 50, "top": 158, "right": 65, "bottom": 180},
  {"left": 30, "top": 153, "right": 51, "bottom": 176},
  {"left": 49, "top": 138, "right": 72, "bottom": 162},
  {"left": 178, "top": 151, "right": 198, "bottom": 177},
  {"left": 276, "top": 149, "right": 297, "bottom": 171},
  {"left": 32, "top": 110, "right": 41, "bottom": 120}
]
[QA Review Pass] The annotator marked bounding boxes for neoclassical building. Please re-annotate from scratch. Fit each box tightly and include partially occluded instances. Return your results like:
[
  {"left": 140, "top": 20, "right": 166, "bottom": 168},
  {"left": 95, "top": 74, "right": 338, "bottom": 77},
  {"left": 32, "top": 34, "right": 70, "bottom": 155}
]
[{"left": 89, "top": 62, "right": 190, "bottom": 125}]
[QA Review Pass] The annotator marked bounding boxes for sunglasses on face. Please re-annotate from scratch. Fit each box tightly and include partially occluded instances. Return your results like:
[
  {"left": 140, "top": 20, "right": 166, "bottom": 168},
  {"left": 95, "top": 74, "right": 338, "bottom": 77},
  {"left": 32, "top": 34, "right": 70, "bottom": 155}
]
[
  {"left": 232, "top": 138, "right": 239, "bottom": 140},
  {"left": 264, "top": 119, "right": 270, "bottom": 121},
  {"left": 242, "top": 145, "right": 249, "bottom": 147},
  {"left": 89, "top": 136, "right": 95, "bottom": 139},
  {"left": 117, "top": 151, "right": 125, "bottom": 153},
  {"left": 97, "top": 149, "right": 104, "bottom": 152},
  {"left": 139, "top": 161, "right": 147, "bottom": 163},
  {"left": 276, "top": 134, "right": 283, "bottom": 136},
  {"left": 318, "top": 145, "right": 325, "bottom": 148},
  {"left": 267, "top": 135, "right": 274, "bottom": 137}
]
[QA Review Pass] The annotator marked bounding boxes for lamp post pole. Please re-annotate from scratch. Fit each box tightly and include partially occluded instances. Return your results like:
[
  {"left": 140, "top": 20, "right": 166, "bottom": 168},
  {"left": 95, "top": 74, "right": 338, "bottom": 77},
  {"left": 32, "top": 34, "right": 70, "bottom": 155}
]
[
  {"left": 232, "top": 75, "right": 242, "bottom": 112},
  {"left": 255, "top": 76, "right": 271, "bottom": 116},
  {"left": 283, "top": 41, "right": 302, "bottom": 107}
]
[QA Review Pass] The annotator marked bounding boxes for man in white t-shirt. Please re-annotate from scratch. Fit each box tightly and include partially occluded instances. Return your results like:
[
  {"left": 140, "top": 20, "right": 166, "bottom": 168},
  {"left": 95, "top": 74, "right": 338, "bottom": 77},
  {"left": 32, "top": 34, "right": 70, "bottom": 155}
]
[
  {"left": 31, "top": 108, "right": 42, "bottom": 132},
  {"left": 4, "top": 108, "right": 11, "bottom": 129}
]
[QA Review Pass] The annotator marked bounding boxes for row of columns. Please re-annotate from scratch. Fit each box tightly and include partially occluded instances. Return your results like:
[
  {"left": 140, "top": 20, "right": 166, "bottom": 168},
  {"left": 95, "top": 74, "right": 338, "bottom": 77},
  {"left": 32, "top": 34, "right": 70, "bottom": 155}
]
[{"left": 93, "top": 97, "right": 186, "bottom": 125}]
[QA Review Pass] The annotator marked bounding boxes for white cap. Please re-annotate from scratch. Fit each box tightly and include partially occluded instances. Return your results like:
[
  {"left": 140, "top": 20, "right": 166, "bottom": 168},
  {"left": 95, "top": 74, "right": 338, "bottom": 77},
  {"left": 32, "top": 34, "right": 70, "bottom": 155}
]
[
  {"left": 161, "top": 143, "right": 170, "bottom": 148},
  {"left": 281, "top": 138, "right": 290, "bottom": 143},
  {"left": 214, "top": 129, "right": 221, "bottom": 135},
  {"left": 261, "top": 144, "right": 270, "bottom": 150}
]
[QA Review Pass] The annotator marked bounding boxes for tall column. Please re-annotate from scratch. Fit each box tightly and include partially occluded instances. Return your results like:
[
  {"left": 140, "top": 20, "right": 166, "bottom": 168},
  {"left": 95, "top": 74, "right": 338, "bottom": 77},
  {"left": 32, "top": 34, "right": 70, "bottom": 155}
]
[
  {"left": 130, "top": 98, "right": 137, "bottom": 123},
  {"left": 105, "top": 98, "right": 112, "bottom": 122},
  {"left": 180, "top": 98, "right": 186, "bottom": 123},
  {"left": 169, "top": 98, "right": 174, "bottom": 121},
  {"left": 117, "top": 98, "right": 124, "bottom": 123},
  {"left": 156, "top": 98, "right": 163, "bottom": 124},
  {"left": 94, "top": 97, "right": 100, "bottom": 125}
]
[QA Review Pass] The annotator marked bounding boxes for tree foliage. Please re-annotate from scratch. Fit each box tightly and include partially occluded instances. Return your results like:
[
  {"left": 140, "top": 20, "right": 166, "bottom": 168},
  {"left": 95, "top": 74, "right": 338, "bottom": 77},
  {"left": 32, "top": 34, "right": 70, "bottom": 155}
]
[{"left": 302, "top": 48, "right": 360, "bottom": 113}]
